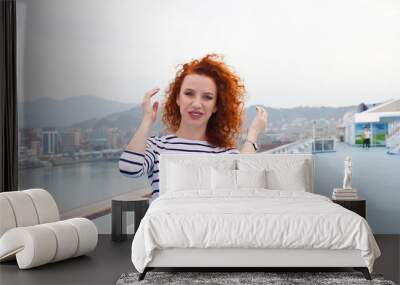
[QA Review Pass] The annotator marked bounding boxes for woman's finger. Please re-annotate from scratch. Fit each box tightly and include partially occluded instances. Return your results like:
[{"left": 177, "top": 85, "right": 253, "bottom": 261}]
[
  {"left": 262, "top": 108, "right": 267, "bottom": 117},
  {"left": 261, "top": 108, "right": 267, "bottom": 119},
  {"left": 143, "top": 87, "right": 160, "bottom": 102}
]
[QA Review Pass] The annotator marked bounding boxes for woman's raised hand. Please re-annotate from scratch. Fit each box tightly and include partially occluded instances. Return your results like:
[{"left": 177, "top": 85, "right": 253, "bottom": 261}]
[
  {"left": 247, "top": 106, "right": 268, "bottom": 141},
  {"left": 142, "top": 88, "right": 160, "bottom": 124},
  {"left": 125, "top": 88, "right": 160, "bottom": 153}
]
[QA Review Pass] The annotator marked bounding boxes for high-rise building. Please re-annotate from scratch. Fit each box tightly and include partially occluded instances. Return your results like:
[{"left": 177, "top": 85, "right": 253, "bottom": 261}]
[
  {"left": 42, "top": 129, "right": 59, "bottom": 155},
  {"left": 31, "top": 141, "right": 41, "bottom": 157},
  {"left": 19, "top": 128, "right": 37, "bottom": 149},
  {"left": 107, "top": 128, "right": 122, "bottom": 149},
  {"left": 73, "top": 128, "right": 81, "bottom": 148},
  {"left": 61, "top": 132, "right": 75, "bottom": 153}
]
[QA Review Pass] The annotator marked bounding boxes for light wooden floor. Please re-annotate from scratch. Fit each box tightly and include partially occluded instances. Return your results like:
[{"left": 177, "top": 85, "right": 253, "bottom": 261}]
[{"left": 0, "top": 235, "right": 398, "bottom": 285}]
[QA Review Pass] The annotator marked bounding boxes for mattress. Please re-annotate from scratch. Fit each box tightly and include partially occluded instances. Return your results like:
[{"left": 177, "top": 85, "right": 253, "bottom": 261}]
[{"left": 131, "top": 189, "right": 380, "bottom": 273}]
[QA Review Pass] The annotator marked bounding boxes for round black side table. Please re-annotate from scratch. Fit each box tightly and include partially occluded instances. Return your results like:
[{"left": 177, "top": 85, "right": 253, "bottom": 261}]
[{"left": 111, "top": 192, "right": 150, "bottom": 242}]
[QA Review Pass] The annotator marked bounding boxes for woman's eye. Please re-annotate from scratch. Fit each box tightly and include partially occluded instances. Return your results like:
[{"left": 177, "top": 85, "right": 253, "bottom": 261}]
[
  {"left": 184, "top": 92, "right": 193, "bottom": 96},
  {"left": 205, "top": 96, "right": 213, "bottom": 100}
]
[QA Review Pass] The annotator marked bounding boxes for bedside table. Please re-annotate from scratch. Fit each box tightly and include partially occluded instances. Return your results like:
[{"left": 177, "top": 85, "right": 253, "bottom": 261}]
[
  {"left": 111, "top": 191, "right": 150, "bottom": 242},
  {"left": 332, "top": 199, "right": 366, "bottom": 218}
]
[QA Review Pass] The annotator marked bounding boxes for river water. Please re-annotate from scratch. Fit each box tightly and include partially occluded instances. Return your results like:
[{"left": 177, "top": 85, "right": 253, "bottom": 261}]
[{"left": 18, "top": 161, "right": 149, "bottom": 213}]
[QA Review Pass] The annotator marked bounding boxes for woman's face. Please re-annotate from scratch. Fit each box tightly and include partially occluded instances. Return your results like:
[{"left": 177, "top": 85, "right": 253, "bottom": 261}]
[{"left": 176, "top": 73, "right": 218, "bottom": 128}]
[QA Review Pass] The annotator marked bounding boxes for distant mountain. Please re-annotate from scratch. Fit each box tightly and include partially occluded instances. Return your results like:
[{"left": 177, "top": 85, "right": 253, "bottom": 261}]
[
  {"left": 72, "top": 104, "right": 358, "bottom": 133},
  {"left": 18, "top": 96, "right": 134, "bottom": 128},
  {"left": 72, "top": 106, "right": 144, "bottom": 130},
  {"left": 18, "top": 94, "right": 359, "bottom": 131},
  {"left": 243, "top": 105, "right": 357, "bottom": 127},
  {"left": 72, "top": 105, "right": 165, "bottom": 134}
]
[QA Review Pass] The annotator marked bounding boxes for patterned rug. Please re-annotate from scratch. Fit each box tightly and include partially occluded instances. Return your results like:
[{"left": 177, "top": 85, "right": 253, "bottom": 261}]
[{"left": 116, "top": 271, "right": 396, "bottom": 285}]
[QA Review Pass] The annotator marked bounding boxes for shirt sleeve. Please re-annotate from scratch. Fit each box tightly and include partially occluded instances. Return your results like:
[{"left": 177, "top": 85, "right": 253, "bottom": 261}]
[
  {"left": 119, "top": 138, "right": 156, "bottom": 178},
  {"left": 226, "top": 147, "right": 240, "bottom": 154}
]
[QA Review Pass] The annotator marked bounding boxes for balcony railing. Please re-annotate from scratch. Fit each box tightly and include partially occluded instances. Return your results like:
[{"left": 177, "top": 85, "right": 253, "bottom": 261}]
[
  {"left": 265, "top": 138, "right": 336, "bottom": 154},
  {"left": 264, "top": 139, "right": 313, "bottom": 154},
  {"left": 312, "top": 138, "right": 336, "bottom": 153}
]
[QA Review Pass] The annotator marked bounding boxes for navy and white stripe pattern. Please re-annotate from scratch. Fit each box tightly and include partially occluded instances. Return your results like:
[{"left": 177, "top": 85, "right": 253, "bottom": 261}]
[{"left": 119, "top": 134, "right": 239, "bottom": 198}]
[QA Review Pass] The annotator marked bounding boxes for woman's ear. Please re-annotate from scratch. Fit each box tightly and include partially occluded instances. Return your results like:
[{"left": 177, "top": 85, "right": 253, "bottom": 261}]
[{"left": 176, "top": 94, "right": 180, "bottom": 106}]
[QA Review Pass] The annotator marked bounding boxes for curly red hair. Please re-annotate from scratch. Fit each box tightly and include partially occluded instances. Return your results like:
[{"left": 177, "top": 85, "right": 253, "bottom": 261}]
[{"left": 162, "top": 54, "right": 245, "bottom": 148}]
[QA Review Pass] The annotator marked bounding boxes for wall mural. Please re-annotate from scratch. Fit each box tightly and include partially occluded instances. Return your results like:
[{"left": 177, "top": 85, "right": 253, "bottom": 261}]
[{"left": 16, "top": 0, "right": 400, "bottom": 234}]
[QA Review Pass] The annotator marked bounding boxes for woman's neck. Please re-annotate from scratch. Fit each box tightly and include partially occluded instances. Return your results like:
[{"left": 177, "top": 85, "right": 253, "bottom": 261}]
[{"left": 174, "top": 124, "right": 207, "bottom": 141}]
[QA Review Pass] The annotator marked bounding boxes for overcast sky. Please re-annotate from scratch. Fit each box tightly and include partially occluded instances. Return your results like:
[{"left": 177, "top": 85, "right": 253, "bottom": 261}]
[{"left": 17, "top": 0, "right": 400, "bottom": 108}]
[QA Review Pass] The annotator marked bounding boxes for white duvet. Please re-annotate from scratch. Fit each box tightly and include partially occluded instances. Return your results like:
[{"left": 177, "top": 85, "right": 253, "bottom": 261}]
[{"left": 131, "top": 190, "right": 380, "bottom": 273}]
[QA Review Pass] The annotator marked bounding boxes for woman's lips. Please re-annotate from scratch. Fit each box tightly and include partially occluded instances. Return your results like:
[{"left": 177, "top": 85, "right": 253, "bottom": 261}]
[{"left": 189, "top": 111, "right": 203, "bottom": 119}]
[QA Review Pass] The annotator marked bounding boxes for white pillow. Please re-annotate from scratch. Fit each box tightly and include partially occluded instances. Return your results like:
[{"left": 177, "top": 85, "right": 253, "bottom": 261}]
[
  {"left": 167, "top": 162, "right": 211, "bottom": 192},
  {"left": 211, "top": 168, "right": 237, "bottom": 190},
  {"left": 165, "top": 157, "right": 236, "bottom": 171},
  {"left": 211, "top": 168, "right": 268, "bottom": 191},
  {"left": 236, "top": 169, "right": 267, "bottom": 189},
  {"left": 237, "top": 158, "right": 308, "bottom": 192},
  {"left": 266, "top": 165, "right": 306, "bottom": 191}
]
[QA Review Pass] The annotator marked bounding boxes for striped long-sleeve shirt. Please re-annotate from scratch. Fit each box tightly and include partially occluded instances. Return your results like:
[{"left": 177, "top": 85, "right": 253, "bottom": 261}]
[{"left": 119, "top": 134, "right": 240, "bottom": 199}]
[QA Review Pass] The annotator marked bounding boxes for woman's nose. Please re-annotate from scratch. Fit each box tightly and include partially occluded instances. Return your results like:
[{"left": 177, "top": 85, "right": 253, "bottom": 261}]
[{"left": 191, "top": 96, "right": 202, "bottom": 107}]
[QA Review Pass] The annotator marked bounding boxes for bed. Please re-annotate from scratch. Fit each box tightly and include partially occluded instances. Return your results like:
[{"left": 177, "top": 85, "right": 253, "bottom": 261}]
[{"left": 131, "top": 153, "right": 381, "bottom": 280}]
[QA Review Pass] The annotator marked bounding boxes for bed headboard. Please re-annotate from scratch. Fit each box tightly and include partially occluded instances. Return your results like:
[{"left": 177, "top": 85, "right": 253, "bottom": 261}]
[{"left": 159, "top": 153, "right": 314, "bottom": 195}]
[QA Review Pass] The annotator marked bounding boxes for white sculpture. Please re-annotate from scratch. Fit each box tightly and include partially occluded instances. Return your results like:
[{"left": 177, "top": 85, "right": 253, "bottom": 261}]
[{"left": 342, "top": 156, "right": 353, "bottom": 190}]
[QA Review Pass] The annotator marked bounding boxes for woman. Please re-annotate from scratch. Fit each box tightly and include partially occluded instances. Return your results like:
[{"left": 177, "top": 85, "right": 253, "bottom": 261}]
[{"left": 119, "top": 54, "right": 267, "bottom": 200}]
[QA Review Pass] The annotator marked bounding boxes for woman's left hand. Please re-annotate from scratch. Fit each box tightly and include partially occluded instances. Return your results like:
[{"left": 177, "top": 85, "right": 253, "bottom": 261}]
[{"left": 247, "top": 106, "right": 268, "bottom": 141}]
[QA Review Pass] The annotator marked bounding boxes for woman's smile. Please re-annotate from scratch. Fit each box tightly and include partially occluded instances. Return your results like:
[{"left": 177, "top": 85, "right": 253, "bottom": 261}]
[{"left": 188, "top": 111, "right": 204, "bottom": 119}]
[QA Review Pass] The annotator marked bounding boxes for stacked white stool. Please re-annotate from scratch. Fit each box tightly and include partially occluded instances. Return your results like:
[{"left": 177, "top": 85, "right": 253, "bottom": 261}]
[{"left": 0, "top": 189, "right": 98, "bottom": 269}]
